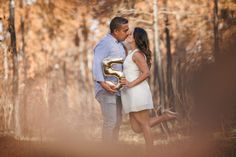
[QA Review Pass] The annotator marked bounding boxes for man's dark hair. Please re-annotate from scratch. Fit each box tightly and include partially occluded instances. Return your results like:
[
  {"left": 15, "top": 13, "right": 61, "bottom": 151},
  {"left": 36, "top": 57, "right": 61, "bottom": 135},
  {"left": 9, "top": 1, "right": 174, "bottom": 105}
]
[{"left": 110, "top": 17, "right": 128, "bottom": 33}]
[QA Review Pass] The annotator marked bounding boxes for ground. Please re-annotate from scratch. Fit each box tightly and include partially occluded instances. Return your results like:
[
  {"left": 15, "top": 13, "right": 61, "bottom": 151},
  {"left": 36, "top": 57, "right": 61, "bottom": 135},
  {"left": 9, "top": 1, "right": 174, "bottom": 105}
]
[{"left": 1, "top": 129, "right": 236, "bottom": 157}]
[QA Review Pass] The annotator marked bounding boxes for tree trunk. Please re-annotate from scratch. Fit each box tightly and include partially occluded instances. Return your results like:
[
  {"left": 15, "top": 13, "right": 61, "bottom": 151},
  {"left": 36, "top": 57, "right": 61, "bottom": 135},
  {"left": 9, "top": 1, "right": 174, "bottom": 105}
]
[
  {"left": 1, "top": 43, "right": 9, "bottom": 81},
  {"left": 0, "top": 15, "right": 9, "bottom": 82},
  {"left": 63, "top": 61, "right": 68, "bottom": 108},
  {"left": 213, "top": 0, "right": 219, "bottom": 59},
  {"left": 164, "top": 0, "right": 175, "bottom": 111},
  {"left": 81, "top": 14, "right": 90, "bottom": 91},
  {"left": 153, "top": 0, "right": 165, "bottom": 112},
  {"left": 20, "top": 0, "right": 29, "bottom": 137},
  {"left": 9, "top": 0, "right": 20, "bottom": 137}
]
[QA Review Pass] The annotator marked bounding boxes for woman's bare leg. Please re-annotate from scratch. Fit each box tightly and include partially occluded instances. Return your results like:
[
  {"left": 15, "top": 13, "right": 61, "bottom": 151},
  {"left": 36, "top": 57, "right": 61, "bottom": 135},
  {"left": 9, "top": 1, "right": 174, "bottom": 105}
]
[
  {"left": 130, "top": 111, "right": 176, "bottom": 130},
  {"left": 149, "top": 112, "right": 176, "bottom": 127},
  {"left": 129, "top": 110, "right": 176, "bottom": 147},
  {"left": 129, "top": 114, "right": 142, "bottom": 133},
  {"left": 130, "top": 110, "right": 153, "bottom": 147}
]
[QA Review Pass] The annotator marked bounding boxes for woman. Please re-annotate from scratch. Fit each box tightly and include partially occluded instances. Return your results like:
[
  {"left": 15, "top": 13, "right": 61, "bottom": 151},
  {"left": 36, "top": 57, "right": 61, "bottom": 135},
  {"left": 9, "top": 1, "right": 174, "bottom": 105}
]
[{"left": 121, "top": 27, "right": 176, "bottom": 147}]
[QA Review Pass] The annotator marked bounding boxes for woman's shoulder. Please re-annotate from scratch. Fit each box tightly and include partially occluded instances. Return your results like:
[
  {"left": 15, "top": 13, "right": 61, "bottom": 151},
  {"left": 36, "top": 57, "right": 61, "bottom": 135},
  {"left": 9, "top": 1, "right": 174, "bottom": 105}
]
[
  {"left": 131, "top": 50, "right": 146, "bottom": 64},
  {"left": 132, "top": 50, "right": 146, "bottom": 60}
]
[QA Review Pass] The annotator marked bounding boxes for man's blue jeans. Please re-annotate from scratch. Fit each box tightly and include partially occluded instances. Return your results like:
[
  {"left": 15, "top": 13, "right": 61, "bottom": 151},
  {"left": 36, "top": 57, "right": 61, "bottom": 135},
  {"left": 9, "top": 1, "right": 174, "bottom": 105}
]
[{"left": 96, "top": 91, "right": 122, "bottom": 142}]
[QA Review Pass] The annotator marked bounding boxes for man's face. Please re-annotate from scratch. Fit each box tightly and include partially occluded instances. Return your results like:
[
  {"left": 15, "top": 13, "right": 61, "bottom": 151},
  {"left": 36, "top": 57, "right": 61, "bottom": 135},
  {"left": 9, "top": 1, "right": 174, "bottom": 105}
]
[
  {"left": 125, "top": 29, "right": 134, "bottom": 44},
  {"left": 114, "top": 23, "right": 129, "bottom": 42}
]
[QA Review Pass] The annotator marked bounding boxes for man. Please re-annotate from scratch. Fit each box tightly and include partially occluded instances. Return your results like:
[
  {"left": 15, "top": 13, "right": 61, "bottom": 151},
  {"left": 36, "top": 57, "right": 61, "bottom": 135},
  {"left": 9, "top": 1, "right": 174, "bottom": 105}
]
[{"left": 92, "top": 17, "right": 129, "bottom": 142}]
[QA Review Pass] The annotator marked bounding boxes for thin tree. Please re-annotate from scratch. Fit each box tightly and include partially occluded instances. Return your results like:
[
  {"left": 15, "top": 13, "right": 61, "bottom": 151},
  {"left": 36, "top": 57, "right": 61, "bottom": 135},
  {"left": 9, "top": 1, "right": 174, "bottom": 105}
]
[
  {"left": 20, "top": 0, "right": 29, "bottom": 137},
  {"left": 153, "top": 0, "right": 165, "bottom": 113},
  {"left": 213, "top": 0, "right": 219, "bottom": 59},
  {"left": 0, "top": 18, "right": 9, "bottom": 81},
  {"left": 9, "top": 0, "right": 20, "bottom": 137},
  {"left": 164, "top": 0, "right": 175, "bottom": 111}
]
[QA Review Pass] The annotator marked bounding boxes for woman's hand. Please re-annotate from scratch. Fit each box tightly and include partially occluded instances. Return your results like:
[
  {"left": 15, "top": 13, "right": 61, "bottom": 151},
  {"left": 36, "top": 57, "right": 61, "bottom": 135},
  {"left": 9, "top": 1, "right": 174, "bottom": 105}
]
[{"left": 120, "top": 78, "right": 132, "bottom": 88}]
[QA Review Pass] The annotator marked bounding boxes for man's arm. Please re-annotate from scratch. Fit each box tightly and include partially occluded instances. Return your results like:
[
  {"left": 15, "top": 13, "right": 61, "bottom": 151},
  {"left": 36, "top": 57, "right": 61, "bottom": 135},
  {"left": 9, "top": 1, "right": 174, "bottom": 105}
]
[{"left": 93, "top": 44, "right": 117, "bottom": 93}]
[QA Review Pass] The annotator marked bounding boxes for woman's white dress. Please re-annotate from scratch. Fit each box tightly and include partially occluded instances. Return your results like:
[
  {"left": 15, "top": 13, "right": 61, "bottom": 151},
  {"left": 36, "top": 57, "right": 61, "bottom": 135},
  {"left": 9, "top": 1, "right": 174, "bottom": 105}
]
[{"left": 121, "top": 49, "right": 153, "bottom": 114}]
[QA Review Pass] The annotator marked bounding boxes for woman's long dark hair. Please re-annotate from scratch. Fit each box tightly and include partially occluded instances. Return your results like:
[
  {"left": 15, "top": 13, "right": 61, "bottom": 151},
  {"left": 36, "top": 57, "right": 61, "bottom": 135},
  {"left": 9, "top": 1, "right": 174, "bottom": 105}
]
[{"left": 133, "top": 27, "right": 152, "bottom": 69}]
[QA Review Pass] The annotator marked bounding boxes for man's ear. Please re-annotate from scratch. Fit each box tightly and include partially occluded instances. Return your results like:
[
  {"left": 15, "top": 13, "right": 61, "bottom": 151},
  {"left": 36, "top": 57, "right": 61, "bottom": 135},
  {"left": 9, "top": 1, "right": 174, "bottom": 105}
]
[{"left": 113, "top": 28, "right": 119, "bottom": 35}]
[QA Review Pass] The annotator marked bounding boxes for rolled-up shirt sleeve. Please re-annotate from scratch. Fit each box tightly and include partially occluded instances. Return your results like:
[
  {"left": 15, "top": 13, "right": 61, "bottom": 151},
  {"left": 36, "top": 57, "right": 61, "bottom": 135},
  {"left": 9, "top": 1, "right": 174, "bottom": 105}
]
[{"left": 92, "top": 43, "right": 109, "bottom": 82}]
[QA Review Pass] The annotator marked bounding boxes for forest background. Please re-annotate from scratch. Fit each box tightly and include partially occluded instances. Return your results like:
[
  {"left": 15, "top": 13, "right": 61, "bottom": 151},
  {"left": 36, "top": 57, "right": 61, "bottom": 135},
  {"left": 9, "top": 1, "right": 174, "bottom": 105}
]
[{"left": 0, "top": 0, "right": 236, "bottom": 156}]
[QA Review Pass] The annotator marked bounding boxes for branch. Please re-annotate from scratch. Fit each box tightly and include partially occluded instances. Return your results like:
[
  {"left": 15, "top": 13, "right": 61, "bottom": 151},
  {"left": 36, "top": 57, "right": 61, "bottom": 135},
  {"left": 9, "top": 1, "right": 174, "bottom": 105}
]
[
  {"left": 116, "top": 8, "right": 152, "bottom": 17},
  {"left": 158, "top": 10, "right": 208, "bottom": 18},
  {"left": 129, "top": 17, "right": 153, "bottom": 26}
]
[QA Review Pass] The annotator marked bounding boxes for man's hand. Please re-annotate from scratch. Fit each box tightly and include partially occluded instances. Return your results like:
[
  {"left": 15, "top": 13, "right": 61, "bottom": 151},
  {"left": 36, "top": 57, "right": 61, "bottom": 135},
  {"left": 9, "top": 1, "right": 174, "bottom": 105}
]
[{"left": 100, "top": 82, "right": 117, "bottom": 94}]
